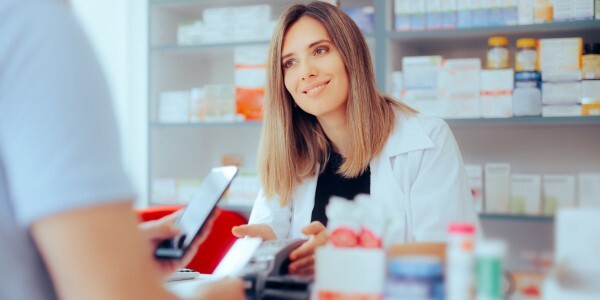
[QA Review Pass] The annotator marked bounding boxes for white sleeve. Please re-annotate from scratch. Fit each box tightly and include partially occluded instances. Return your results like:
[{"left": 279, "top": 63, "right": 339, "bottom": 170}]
[
  {"left": 0, "top": 1, "right": 134, "bottom": 226},
  {"left": 409, "top": 120, "right": 480, "bottom": 241},
  {"left": 248, "top": 189, "right": 292, "bottom": 239}
]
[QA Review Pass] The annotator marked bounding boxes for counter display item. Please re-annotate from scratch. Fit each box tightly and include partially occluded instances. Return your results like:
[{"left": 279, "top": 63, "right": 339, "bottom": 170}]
[
  {"left": 476, "top": 240, "right": 507, "bottom": 300},
  {"left": 386, "top": 256, "right": 444, "bottom": 300},
  {"left": 446, "top": 223, "right": 476, "bottom": 300}
]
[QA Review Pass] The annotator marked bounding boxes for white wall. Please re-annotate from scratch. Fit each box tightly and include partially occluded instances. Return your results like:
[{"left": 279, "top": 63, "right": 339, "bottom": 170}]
[{"left": 70, "top": 0, "right": 148, "bottom": 207}]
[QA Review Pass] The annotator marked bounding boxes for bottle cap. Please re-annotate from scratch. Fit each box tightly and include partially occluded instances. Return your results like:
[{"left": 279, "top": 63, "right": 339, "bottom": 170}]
[
  {"left": 448, "top": 223, "right": 475, "bottom": 234},
  {"left": 489, "top": 36, "right": 508, "bottom": 47},
  {"left": 515, "top": 71, "right": 541, "bottom": 82},
  {"left": 516, "top": 38, "right": 536, "bottom": 49}
]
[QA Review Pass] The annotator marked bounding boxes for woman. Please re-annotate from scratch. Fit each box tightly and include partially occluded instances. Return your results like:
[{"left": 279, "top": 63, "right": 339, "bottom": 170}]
[{"left": 233, "top": 1, "right": 478, "bottom": 275}]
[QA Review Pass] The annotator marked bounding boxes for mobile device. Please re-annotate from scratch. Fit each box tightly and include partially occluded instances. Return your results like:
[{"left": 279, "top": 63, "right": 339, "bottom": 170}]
[{"left": 155, "top": 166, "right": 238, "bottom": 259}]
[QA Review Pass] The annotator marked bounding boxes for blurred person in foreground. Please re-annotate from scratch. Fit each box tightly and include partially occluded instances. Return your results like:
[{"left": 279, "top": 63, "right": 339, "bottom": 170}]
[{"left": 0, "top": 0, "right": 244, "bottom": 299}]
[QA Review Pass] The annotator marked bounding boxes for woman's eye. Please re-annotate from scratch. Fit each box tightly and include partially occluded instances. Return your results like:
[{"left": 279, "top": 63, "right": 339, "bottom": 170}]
[
  {"left": 283, "top": 59, "right": 296, "bottom": 69},
  {"left": 315, "top": 47, "right": 328, "bottom": 55}
]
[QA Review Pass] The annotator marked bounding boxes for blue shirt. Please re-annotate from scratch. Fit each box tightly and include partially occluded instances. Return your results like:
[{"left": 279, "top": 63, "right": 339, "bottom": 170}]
[{"left": 0, "top": 0, "right": 134, "bottom": 298}]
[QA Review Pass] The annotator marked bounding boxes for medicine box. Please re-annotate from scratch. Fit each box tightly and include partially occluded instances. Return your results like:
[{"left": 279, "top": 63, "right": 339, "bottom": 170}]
[
  {"left": 541, "top": 81, "right": 582, "bottom": 105},
  {"left": 510, "top": 174, "right": 542, "bottom": 215},
  {"left": 572, "top": 0, "right": 595, "bottom": 20},
  {"left": 441, "top": 0, "right": 457, "bottom": 28},
  {"left": 465, "top": 164, "right": 484, "bottom": 212},
  {"left": 538, "top": 38, "right": 583, "bottom": 72},
  {"left": 541, "top": 105, "right": 582, "bottom": 117},
  {"left": 394, "top": 0, "right": 411, "bottom": 31},
  {"left": 485, "top": 163, "right": 511, "bottom": 214},
  {"left": 518, "top": 0, "right": 535, "bottom": 24},
  {"left": 440, "top": 58, "right": 481, "bottom": 118},
  {"left": 425, "top": 0, "right": 443, "bottom": 29},
  {"left": 402, "top": 56, "right": 443, "bottom": 89},
  {"left": 578, "top": 173, "right": 600, "bottom": 208},
  {"left": 543, "top": 175, "right": 576, "bottom": 215},
  {"left": 480, "top": 69, "right": 514, "bottom": 118}
]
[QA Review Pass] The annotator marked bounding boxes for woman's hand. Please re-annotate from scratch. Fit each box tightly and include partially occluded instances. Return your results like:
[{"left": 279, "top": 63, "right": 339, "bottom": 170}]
[
  {"left": 140, "top": 209, "right": 218, "bottom": 279},
  {"left": 288, "top": 221, "right": 328, "bottom": 275},
  {"left": 231, "top": 224, "right": 277, "bottom": 240}
]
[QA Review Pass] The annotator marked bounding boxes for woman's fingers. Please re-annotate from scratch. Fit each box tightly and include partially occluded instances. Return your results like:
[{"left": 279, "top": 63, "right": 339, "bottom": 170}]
[
  {"left": 288, "top": 253, "right": 315, "bottom": 274},
  {"left": 301, "top": 221, "right": 326, "bottom": 235},
  {"left": 231, "top": 224, "right": 277, "bottom": 240}
]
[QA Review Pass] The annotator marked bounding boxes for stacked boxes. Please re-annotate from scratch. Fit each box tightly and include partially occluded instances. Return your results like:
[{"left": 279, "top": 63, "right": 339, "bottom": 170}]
[
  {"left": 178, "top": 4, "right": 276, "bottom": 45},
  {"left": 234, "top": 46, "right": 267, "bottom": 121},
  {"left": 402, "top": 56, "right": 443, "bottom": 117},
  {"left": 539, "top": 38, "right": 584, "bottom": 116},
  {"left": 394, "top": 0, "right": 595, "bottom": 30},
  {"left": 480, "top": 69, "right": 514, "bottom": 118},
  {"left": 439, "top": 59, "right": 481, "bottom": 118}
]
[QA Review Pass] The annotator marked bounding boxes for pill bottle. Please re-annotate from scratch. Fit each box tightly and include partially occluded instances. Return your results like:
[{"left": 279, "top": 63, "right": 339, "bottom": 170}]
[
  {"left": 582, "top": 43, "right": 600, "bottom": 80},
  {"left": 515, "top": 38, "right": 537, "bottom": 72},
  {"left": 447, "top": 223, "right": 476, "bottom": 300},
  {"left": 487, "top": 36, "right": 510, "bottom": 69}
]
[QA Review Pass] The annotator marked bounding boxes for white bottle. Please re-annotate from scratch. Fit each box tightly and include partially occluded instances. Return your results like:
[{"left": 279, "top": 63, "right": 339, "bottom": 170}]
[{"left": 447, "top": 223, "right": 476, "bottom": 300}]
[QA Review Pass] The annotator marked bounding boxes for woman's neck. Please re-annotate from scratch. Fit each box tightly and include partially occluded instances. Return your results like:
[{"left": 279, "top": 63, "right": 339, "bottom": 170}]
[{"left": 317, "top": 109, "right": 349, "bottom": 158}]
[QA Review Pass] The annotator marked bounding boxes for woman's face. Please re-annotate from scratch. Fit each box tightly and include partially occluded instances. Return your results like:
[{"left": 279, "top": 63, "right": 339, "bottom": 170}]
[{"left": 281, "top": 16, "right": 349, "bottom": 120}]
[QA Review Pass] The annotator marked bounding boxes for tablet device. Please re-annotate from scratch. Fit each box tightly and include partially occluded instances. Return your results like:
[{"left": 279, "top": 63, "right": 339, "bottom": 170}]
[{"left": 155, "top": 166, "right": 238, "bottom": 259}]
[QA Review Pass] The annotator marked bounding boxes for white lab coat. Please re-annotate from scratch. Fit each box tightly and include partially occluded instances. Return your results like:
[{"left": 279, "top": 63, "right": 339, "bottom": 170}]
[{"left": 249, "top": 111, "right": 479, "bottom": 245}]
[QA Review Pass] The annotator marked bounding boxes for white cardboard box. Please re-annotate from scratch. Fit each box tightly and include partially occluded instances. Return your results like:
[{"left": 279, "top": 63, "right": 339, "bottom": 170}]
[
  {"left": 465, "top": 164, "right": 484, "bottom": 212},
  {"left": 485, "top": 163, "right": 511, "bottom": 213},
  {"left": 578, "top": 173, "right": 600, "bottom": 208},
  {"left": 543, "top": 175, "right": 576, "bottom": 215},
  {"left": 440, "top": 58, "right": 481, "bottom": 118},
  {"left": 510, "top": 174, "right": 542, "bottom": 215},
  {"left": 481, "top": 69, "right": 514, "bottom": 118}
]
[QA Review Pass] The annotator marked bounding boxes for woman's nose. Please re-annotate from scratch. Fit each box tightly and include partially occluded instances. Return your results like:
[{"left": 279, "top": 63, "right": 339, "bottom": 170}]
[{"left": 300, "top": 61, "right": 317, "bottom": 81}]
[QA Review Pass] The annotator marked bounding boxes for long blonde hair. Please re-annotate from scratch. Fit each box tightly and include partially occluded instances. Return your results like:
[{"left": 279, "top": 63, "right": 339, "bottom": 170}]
[{"left": 259, "top": 1, "right": 414, "bottom": 206}]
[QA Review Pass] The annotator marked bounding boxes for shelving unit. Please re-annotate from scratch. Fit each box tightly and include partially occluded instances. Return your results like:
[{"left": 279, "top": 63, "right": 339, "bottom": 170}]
[{"left": 148, "top": 0, "right": 600, "bottom": 266}]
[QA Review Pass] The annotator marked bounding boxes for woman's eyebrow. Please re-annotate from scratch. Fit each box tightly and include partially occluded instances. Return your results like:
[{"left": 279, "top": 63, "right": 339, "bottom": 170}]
[{"left": 281, "top": 39, "right": 332, "bottom": 61}]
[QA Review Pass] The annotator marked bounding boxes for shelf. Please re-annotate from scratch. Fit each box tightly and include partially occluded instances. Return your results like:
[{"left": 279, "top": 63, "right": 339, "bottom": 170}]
[
  {"left": 152, "top": 40, "right": 271, "bottom": 52},
  {"left": 387, "top": 20, "right": 600, "bottom": 42},
  {"left": 151, "top": 121, "right": 263, "bottom": 128},
  {"left": 479, "top": 213, "right": 554, "bottom": 222},
  {"left": 445, "top": 116, "right": 600, "bottom": 126}
]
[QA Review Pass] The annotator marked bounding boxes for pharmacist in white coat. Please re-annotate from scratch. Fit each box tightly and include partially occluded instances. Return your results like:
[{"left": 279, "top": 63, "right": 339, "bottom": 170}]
[{"left": 232, "top": 2, "right": 479, "bottom": 276}]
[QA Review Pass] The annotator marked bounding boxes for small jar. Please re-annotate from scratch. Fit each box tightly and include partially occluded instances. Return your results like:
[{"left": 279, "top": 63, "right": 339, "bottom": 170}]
[
  {"left": 487, "top": 36, "right": 509, "bottom": 69},
  {"left": 385, "top": 256, "right": 444, "bottom": 300},
  {"left": 582, "top": 43, "right": 600, "bottom": 80},
  {"left": 515, "top": 38, "right": 537, "bottom": 72}
]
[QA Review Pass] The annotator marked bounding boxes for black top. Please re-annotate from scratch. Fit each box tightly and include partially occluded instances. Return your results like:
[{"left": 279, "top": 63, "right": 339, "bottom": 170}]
[{"left": 311, "top": 151, "right": 371, "bottom": 226}]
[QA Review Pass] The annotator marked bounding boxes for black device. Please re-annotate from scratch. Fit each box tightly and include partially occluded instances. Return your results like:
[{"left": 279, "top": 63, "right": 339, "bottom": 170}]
[{"left": 154, "top": 166, "right": 238, "bottom": 259}]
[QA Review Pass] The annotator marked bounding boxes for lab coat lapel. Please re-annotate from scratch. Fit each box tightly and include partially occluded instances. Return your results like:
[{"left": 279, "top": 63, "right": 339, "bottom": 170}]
[{"left": 370, "top": 113, "right": 435, "bottom": 245}]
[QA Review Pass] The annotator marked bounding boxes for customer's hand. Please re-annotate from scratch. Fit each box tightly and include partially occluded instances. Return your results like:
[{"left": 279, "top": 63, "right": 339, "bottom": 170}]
[
  {"left": 140, "top": 209, "right": 218, "bottom": 279},
  {"left": 288, "top": 221, "right": 328, "bottom": 275},
  {"left": 194, "top": 277, "right": 246, "bottom": 300},
  {"left": 231, "top": 224, "right": 277, "bottom": 240}
]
